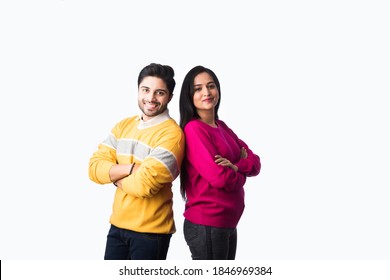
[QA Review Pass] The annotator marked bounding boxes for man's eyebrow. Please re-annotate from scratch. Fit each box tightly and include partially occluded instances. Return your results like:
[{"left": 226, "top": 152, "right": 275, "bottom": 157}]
[
  {"left": 156, "top": 88, "right": 168, "bottom": 93},
  {"left": 140, "top": 86, "right": 168, "bottom": 93}
]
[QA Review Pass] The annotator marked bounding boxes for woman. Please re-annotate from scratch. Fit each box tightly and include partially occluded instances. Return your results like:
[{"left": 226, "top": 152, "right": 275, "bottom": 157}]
[{"left": 179, "top": 65, "right": 261, "bottom": 260}]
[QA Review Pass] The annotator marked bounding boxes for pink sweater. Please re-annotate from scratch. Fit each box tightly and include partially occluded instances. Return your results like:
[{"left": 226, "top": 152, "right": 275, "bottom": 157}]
[{"left": 183, "top": 119, "right": 261, "bottom": 228}]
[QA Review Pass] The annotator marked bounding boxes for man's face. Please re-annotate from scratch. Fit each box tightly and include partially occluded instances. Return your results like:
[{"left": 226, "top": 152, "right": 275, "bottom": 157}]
[{"left": 138, "top": 76, "right": 172, "bottom": 121}]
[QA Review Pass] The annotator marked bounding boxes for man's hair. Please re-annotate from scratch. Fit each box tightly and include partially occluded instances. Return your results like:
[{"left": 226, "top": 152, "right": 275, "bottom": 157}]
[{"left": 138, "top": 63, "right": 176, "bottom": 95}]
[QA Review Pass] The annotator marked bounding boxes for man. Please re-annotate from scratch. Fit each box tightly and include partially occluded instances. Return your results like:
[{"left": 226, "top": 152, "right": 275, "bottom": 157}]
[{"left": 89, "top": 63, "right": 185, "bottom": 260}]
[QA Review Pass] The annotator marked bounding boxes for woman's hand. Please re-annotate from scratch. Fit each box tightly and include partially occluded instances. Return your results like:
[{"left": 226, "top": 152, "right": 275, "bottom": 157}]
[
  {"left": 215, "top": 155, "right": 238, "bottom": 172},
  {"left": 240, "top": 147, "right": 248, "bottom": 159},
  {"left": 214, "top": 147, "right": 247, "bottom": 172}
]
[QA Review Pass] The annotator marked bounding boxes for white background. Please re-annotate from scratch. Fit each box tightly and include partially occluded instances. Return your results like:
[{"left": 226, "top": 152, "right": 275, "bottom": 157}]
[{"left": 1, "top": 0, "right": 389, "bottom": 261}]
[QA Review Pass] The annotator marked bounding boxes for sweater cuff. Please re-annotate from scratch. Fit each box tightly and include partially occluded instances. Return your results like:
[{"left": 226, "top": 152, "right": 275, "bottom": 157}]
[
  {"left": 235, "top": 159, "right": 250, "bottom": 174},
  {"left": 99, "top": 162, "right": 116, "bottom": 184}
]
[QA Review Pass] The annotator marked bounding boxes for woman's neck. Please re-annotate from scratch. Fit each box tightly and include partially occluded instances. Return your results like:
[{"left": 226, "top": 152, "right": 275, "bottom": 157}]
[{"left": 198, "top": 110, "right": 217, "bottom": 127}]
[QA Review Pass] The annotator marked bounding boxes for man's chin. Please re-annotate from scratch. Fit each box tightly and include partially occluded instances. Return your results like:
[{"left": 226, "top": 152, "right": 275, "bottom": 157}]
[
  {"left": 145, "top": 110, "right": 159, "bottom": 117},
  {"left": 140, "top": 106, "right": 167, "bottom": 120},
  {"left": 142, "top": 111, "right": 159, "bottom": 120}
]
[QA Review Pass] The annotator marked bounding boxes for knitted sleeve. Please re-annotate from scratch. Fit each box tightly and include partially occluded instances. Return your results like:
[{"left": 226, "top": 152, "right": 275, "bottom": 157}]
[
  {"left": 121, "top": 125, "right": 185, "bottom": 198},
  {"left": 88, "top": 128, "right": 119, "bottom": 185},
  {"left": 219, "top": 121, "right": 261, "bottom": 177},
  {"left": 184, "top": 121, "right": 246, "bottom": 192}
]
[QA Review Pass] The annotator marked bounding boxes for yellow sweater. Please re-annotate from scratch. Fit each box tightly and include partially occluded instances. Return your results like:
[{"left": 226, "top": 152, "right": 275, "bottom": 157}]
[{"left": 89, "top": 111, "right": 185, "bottom": 234}]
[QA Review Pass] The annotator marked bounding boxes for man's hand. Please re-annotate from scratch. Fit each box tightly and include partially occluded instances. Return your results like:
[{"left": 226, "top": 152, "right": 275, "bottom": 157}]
[{"left": 111, "top": 163, "right": 140, "bottom": 189}]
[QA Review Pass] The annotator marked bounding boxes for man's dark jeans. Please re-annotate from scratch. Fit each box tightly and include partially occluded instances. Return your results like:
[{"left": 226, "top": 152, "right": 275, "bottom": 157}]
[{"left": 104, "top": 224, "right": 172, "bottom": 260}]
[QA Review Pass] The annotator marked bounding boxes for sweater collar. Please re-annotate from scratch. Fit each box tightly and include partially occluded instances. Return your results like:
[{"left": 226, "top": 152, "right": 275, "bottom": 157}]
[{"left": 137, "top": 109, "right": 171, "bottom": 129}]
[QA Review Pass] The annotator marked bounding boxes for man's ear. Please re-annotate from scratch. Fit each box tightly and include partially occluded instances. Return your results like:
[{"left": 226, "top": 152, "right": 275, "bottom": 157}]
[{"left": 168, "top": 94, "right": 173, "bottom": 102}]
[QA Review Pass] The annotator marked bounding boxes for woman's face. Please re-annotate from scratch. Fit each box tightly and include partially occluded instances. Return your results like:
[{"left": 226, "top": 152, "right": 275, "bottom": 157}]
[{"left": 192, "top": 72, "right": 219, "bottom": 113}]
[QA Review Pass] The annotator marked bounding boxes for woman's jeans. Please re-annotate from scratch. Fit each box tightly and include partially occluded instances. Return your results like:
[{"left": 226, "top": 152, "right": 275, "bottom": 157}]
[
  {"left": 104, "top": 224, "right": 172, "bottom": 260},
  {"left": 183, "top": 219, "right": 237, "bottom": 260}
]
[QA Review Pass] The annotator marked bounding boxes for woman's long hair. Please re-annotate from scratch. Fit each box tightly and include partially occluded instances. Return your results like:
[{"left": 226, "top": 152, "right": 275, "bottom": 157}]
[{"left": 179, "top": 66, "right": 221, "bottom": 200}]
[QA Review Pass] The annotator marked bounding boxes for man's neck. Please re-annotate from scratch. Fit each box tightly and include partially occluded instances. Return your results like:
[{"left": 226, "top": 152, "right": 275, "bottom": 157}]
[{"left": 138, "top": 109, "right": 171, "bottom": 129}]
